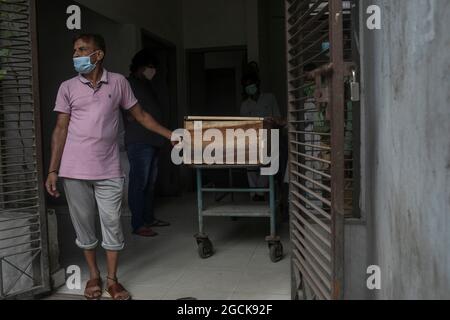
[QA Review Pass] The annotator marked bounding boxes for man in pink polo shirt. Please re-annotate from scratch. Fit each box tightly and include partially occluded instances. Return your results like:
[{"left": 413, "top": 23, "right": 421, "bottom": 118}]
[{"left": 45, "top": 34, "right": 173, "bottom": 300}]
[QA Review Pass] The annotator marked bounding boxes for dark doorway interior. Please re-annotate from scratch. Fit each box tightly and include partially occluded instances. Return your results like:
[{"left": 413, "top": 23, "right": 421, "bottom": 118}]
[
  {"left": 205, "top": 68, "right": 236, "bottom": 117},
  {"left": 187, "top": 47, "right": 247, "bottom": 117},
  {"left": 186, "top": 47, "right": 248, "bottom": 189}
]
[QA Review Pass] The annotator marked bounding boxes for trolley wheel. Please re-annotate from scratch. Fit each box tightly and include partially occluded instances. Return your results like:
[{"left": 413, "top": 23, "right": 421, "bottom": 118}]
[
  {"left": 198, "top": 238, "right": 214, "bottom": 259},
  {"left": 269, "top": 242, "right": 284, "bottom": 263}
]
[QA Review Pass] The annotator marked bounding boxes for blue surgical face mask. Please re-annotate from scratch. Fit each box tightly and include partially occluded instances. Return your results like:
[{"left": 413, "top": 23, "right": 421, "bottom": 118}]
[
  {"left": 322, "top": 42, "right": 330, "bottom": 57},
  {"left": 245, "top": 84, "right": 258, "bottom": 96},
  {"left": 73, "top": 51, "right": 99, "bottom": 74}
]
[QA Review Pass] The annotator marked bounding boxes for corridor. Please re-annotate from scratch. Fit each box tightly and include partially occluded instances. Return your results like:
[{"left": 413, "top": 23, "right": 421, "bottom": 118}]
[{"left": 52, "top": 193, "right": 291, "bottom": 300}]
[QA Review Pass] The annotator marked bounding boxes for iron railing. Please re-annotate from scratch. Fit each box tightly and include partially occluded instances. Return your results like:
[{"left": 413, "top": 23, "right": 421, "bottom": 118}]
[
  {"left": 0, "top": 0, "right": 49, "bottom": 299},
  {"left": 286, "top": 0, "right": 357, "bottom": 300}
]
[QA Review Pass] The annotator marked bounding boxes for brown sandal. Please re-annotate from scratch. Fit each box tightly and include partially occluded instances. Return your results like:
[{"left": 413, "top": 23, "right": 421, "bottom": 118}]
[
  {"left": 105, "top": 277, "right": 131, "bottom": 300},
  {"left": 85, "top": 278, "right": 103, "bottom": 300}
]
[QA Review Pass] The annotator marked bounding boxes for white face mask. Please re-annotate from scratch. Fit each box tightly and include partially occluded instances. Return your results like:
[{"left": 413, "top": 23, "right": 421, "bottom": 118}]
[{"left": 143, "top": 67, "right": 156, "bottom": 81}]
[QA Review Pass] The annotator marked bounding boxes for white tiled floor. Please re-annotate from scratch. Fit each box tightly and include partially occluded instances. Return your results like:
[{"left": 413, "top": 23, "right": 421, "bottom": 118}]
[{"left": 53, "top": 193, "right": 291, "bottom": 300}]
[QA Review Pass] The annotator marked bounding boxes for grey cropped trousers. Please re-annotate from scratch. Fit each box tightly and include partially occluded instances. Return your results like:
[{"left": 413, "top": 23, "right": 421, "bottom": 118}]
[{"left": 62, "top": 178, "right": 125, "bottom": 251}]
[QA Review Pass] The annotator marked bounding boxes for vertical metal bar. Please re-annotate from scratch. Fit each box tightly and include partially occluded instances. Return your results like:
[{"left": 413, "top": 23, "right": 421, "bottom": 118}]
[
  {"left": 285, "top": 0, "right": 298, "bottom": 300},
  {"left": 269, "top": 175, "right": 276, "bottom": 237},
  {"left": 229, "top": 169, "right": 234, "bottom": 202},
  {"left": 30, "top": 0, "right": 51, "bottom": 295},
  {"left": 196, "top": 169, "right": 204, "bottom": 235},
  {"left": 0, "top": 258, "right": 3, "bottom": 298},
  {"left": 350, "top": 0, "right": 361, "bottom": 219},
  {"left": 0, "top": 0, "right": 6, "bottom": 207},
  {"left": 329, "top": 0, "right": 345, "bottom": 300}
]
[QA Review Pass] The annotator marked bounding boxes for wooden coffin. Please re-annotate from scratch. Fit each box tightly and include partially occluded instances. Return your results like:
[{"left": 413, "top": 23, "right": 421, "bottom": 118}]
[{"left": 183, "top": 116, "right": 270, "bottom": 166}]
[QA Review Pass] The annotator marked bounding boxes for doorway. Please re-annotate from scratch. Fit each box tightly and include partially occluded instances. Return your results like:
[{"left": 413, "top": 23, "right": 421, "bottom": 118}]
[
  {"left": 9, "top": 0, "right": 293, "bottom": 301},
  {"left": 187, "top": 47, "right": 247, "bottom": 117},
  {"left": 186, "top": 47, "right": 249, "bottom": 189}
]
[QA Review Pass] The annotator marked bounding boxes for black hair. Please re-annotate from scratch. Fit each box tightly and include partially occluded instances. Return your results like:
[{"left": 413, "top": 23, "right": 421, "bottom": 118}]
[
  {"left": 241, "top": 72, "right": 260, "bottom": 87},
  {"left": 73, "top": 33, "right": 106, "bottom": 54},
  {"left": 130, "top": 49, "right": 159, "bottom": 73},
  {"left": 244, "top": 61, "right": 260, "bottom": 76}
]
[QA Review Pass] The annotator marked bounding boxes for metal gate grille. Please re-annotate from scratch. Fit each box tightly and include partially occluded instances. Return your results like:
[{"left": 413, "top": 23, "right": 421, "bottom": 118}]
[
  {"left": 0, "top": 0, "right": 49, "bottom": 299},
  {"left": 286, "top": 0, "right": 354, "bottom": 300}
]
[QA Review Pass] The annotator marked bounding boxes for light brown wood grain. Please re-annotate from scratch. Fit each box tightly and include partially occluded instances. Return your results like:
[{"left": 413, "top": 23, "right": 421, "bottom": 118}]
[{"left": 183, "top": 117, "right": 269, "bottom": 165}]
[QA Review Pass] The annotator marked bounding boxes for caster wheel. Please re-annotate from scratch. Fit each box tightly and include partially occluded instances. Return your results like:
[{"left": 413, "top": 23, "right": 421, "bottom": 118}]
[
  {"left": 269, "top": 242, "right": 283, "bottom": 263},
  {"left": 198, "top": 239, "right": 214, "bottom": 259}
]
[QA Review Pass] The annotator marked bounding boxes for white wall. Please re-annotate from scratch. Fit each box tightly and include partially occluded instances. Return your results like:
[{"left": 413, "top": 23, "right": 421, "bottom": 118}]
[{"left": 360, "top": 0, "right": 450, "bottom": 299}]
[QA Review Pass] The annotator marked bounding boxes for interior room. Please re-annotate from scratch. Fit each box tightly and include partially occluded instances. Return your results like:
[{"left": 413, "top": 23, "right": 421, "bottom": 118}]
[{"left": 36, "top": 0, "right": 291, "bottom": 300}]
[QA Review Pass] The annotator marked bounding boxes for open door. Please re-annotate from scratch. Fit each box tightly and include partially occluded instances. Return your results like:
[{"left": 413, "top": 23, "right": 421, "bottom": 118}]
[
  {"left": 0, "top": 0, "right": 50, "bottom": 299},
  {"left": 286, "top": 0, "right": 357, "bottom": 300}
]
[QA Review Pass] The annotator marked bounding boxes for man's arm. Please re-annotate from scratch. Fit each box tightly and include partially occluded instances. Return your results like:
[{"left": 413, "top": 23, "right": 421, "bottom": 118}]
[
  {"left": 128, "top": 103, "right": 172, "bottom": 140},
  {"left": 45, "top": 113, "right": 70, "bottom": 198}
]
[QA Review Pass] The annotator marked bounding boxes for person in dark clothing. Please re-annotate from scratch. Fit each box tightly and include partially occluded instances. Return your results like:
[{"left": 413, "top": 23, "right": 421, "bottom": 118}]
[{"left": 123, "top": 49, "right": 171, "bottom": 237}]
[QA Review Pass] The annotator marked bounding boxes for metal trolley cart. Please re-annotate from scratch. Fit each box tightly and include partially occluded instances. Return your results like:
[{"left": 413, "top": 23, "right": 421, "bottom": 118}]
[{"left": 193, "top": 165, "right": 284, "bottom": 263}]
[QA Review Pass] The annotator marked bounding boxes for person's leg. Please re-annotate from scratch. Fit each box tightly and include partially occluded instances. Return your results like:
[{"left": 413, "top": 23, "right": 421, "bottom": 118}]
[
  {"left": 143, "top": 147, "right": 159, "bottom": 226},
  {"left": 94, "top": 178, "right": 130, "bottom": 300},
  {"left": 127, "top": 144, "right": 152, "bottom": 233},
  {"left": 247, "top": 169, "right": 259, "bottom": 199},
  {"left": 95, "top": 177, "right": 125, "bottom": 251},
  {"left": 143, "top": 152, "right": 171, "bottom": 227},
  {"left": 256, "top": 173, "right": 269, "bottom": 197},
  {"left": 105, "top": 250, "right": 119, "bottom": 280},
  {"left": 105, "top": 250, "right": 119, "bottom": 287},
  {"left": 105, "top": 250, "right": 129, "bottom": 300},
  {"left": 62, "top": 179, "right": 101, "bottom": 298},
  {"left": 84, "top": 250, "right": 100, "bottom": 279}
]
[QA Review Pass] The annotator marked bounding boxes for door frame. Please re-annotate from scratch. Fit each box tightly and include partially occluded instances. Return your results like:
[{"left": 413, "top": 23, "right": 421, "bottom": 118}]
[{"left": 286, "top": 0, "right": 347, "bottom": 300}]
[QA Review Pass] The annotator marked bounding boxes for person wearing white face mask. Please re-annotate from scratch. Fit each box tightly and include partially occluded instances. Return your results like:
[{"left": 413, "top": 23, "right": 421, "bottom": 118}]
[
  {"left": 240, "top": 71, "right": 284, "bottom": 202},
  {"left": 123, "top": 49, "right": 171, "bottom": 238}
]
